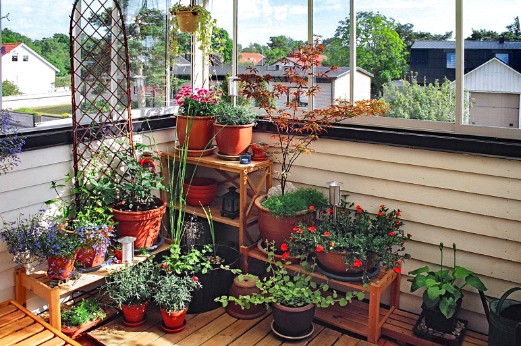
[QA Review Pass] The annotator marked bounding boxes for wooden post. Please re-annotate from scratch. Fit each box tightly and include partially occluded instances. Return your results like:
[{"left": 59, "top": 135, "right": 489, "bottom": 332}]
[{"left": 15, "top": 269, "right": 27, "bottom": 306}]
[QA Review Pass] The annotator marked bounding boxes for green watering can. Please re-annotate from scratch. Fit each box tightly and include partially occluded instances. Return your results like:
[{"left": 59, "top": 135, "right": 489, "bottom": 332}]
[{"left": 480, "top": 287, "right": 521, "bottom": 346}]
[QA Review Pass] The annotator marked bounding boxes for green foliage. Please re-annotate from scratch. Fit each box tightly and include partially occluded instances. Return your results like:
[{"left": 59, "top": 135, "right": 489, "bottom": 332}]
[
  {"left": 287, "top": 198, "right": 411, "bottom": 281},
  {"left": 170, "top": 3, "right": 216, "bottom": 56},
  {"left": 380, "top": 73, "right": 467, "bottom": 122},
  {"left": 215, "top": 242, "right": 361, "bottom": 309},
  {"left": 2, "top": 80, "right": 20, "bottom": 96},
  {"left": 159, "top": 243, "right": 214, "bottom": 275},
  {"left": 408, "top": 243, "right": 487, "bottom": 319},
  {"left": 262, "top": 188, "right": 328, "bottom": 218},
  {"left": 212, "top": 27, "right": 233, "bottom": 64},
  {"left": 61, "top": 298, "right": 106, "bottom": 327},
  {"left": 104, "top": 259, "right": 158, "bottom": 309},
  {"left": 154, "top": 274, "right": 201, "bottom": 313},
  {"left": 215, "top": 102, "right": 257, "bottom": 125}
]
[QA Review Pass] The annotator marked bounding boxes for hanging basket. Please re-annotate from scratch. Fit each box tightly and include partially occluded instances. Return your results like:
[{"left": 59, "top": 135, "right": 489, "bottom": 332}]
[{"left": 175, "top": 11, "right": 199, "bottom": 33}]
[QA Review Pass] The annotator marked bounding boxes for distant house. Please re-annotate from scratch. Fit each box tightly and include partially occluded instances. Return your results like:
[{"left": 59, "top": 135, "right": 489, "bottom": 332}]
[
  {"left": 238, "top": 52, "right": 265, "bottom": 66},
  {"left": 172, "top": 65, "right": 373, "bottom": 107},
  {"left": 272, "top": 54, "right": 328, "bottom": 69},
  {"left": 410, "top": 40, "right": 521, "bottom": 84},
  {"left": 2, "top": 43, "right": 59, "bottom": 94},
  {"left": 454, "top": 57, "right": 521, "bottom": 128}
]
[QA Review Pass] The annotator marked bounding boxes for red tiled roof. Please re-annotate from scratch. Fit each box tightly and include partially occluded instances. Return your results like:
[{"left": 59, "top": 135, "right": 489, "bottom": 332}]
[
  {"left": 239, "top": 52, "right": 265, "bottom": 65},
  {"left": 2, "top": 43, "right": 21, "bottom": 55}
]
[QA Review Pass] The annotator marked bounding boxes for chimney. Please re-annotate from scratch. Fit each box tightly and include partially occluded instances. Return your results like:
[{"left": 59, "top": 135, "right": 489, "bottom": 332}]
[{"left": 499, "top": 35, "right": 505, "bottom": 44}]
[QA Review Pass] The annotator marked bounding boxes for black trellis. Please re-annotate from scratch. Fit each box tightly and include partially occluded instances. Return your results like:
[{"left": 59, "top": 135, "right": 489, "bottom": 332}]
[{"left": 69, "top": 0, "right": 134, "bottom": 207}]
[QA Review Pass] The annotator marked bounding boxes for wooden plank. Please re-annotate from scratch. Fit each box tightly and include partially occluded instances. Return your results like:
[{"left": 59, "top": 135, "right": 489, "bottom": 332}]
[
  {"left": 0, "top": 322, "right": 44, "bottom": 345},
  {"left": 306, "top": 327, "right": 342, "bottom": 346},
  {"left": 0, "top": 316, "right": 35, "bottom": 338},
  {"left": 333, "top": 333, "right": 365, "bottom": 345},
  {"left": 201, "top": 311, "right": 270, "bottom": 346},
  {"left": 0, "top": 310, "right": 26, "bottom": 328},
  {"left": 0, "top": 304, "right": 17, "bottom": 317},
  {"left": 280, "top": 323, "right": 324, "bottom": 345},
  {"left": 38, "top": 338, "right": 66, "bottom": 346},
  {"left": 13, "top": 329, "right": 54, "bottom": 346},
  {"left": 170, "top": 309, "right": 237, "bottom": 345},
  {"left": 228, "top": 313, "right": 274, "bottom": 346}
]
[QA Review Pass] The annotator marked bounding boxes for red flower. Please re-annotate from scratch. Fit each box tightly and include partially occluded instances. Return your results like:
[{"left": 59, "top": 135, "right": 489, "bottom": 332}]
[
  {"left": 377, "top": 211, "right": 383, "bottom": 216},
  {"left": 356, "top": 205, "right": 363, "bottom": 213},
  {"left": 308, "top": 205, "right": 315, "bottom": 211},
  {"left": 329, "top": 241, "right": 334, "bottom": 247},
  {"left": 192, "top": 276, "right": 199, "bottom": 282},
  {"left": 389, "top": 231, "right": 395, "bottom": 237},
  {"left": 396, "top": 211, "right": 401, "bottom": 217},
  {"left": 353, "top": 259, "right": 362, "bottom": 268},
  {"left": 281, "top": 243, "right": 288, "bottom": 251},
  {"left": 328, "top": 209, "right": 334, "bottom": 214},
  {"left": 281, "top": 252, "right": 290, "bottom": 259},
  {"left": 316, "top": 245, "right": 324, "bottom": 252},
  {"left": 395, "top": 220, "right": 400, "bottom": 226},
  {"left": 309, "top": 226, "right": 316, "bottom": 233},
  {"left": 297, "top": 228, "right": 304, "bottom": 234},
  {"left": 393, "top": 267, "right": 401, "bottom": 274},
  {"left": 293, "top": 226, "right": 299, "bottom": 231},
  {"left": 161, "top": 262, "right": 168, "bottom": 268},
  {"left": 323, "top": 231, "right": 330, "bottom": 237},
  {"left": 408, "top": 233, "right": 412, "bottom": 239}
]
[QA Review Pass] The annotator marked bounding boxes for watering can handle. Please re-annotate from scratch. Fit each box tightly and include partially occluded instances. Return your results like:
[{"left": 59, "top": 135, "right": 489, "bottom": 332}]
[
  {"left": 479, "top": 290, "right": 490, "bottom": 321},
  {"left": 497, "top": 287, "right": 521, "bottom": 313}
]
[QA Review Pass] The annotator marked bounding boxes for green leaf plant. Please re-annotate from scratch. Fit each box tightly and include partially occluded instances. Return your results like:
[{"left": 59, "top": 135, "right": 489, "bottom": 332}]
[{"left": 408, "top": 242, "right": 487, "bottom": 319}]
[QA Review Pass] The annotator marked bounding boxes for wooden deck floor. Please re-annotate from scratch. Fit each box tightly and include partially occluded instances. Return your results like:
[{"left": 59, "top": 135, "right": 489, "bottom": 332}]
[{"left": 87, "top": 307, "right": 379, "bottom": 346}]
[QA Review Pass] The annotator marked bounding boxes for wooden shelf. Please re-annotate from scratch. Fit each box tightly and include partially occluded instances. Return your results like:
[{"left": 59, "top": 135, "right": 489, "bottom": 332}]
[
  {"left": 15, "top": 243, "right": 169, "bottom": 330},
  {"left": 246, "top": 246, "right": 401, "bottom": 343}
]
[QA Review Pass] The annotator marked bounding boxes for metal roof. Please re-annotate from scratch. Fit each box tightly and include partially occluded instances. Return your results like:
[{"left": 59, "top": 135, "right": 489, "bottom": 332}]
[{"left": 411, "top": 40, "right": 521, "bottom": 50}]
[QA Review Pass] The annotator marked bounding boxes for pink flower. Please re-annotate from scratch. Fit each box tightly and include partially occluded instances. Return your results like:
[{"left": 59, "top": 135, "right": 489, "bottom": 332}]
[
  {"left": 192, "top": 276, "right": 199, "bottom": 282},
  {"left": 161, "top": 263, "right": 168, "bottom": 268}
]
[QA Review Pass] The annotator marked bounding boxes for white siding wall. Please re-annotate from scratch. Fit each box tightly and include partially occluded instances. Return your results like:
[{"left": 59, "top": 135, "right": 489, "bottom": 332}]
[
  {"left": 252, "top": 132, "right": 521, "bottom": 334},
  {"left": 0, "top": 129, "right": 174, "bottom": 306},
  {"left": 333, "top": 72, "right": 372, "bottom": 102}
]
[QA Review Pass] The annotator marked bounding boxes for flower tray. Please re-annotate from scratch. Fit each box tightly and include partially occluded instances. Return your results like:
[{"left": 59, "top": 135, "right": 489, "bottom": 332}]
[{"left": 413, "top": 312, "right": 467, "bottom": 346}]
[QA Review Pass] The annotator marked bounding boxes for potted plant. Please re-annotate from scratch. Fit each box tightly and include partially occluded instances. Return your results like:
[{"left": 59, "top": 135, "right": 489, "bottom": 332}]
[
  {"left": 0, "top": 110, "right": 25, "bottom": 175},
  {"left": 103, "top": 259, "right": 157, "bottom": 327},
  {"left": 255, "top": 187, "right": 328, "bottom": 255},
  {"left": 226, "top": 274, "right": 267, "bottom": 319},
  {"left": 75, "top": 222, "right": 114, "bottom": 270},
  {"left": 216, "top": 243, "right": 362, "bottom": 338},
  {"left": 99, "top": 144, "right": 167, "bottom": 249},
  {"left": 0, "top": 212, "right": 47, "bottom": 274},
  {"left": 170, "top": 3, "right": 215, "bottom": 51},
  {"left": 239, "top": 38, "right": 388, "bottom": 251},
  {"left": 175, "top": 85, "right": 221, "bottom": 152},
  {"left": 154, "top": 274, "right": 202, "bottom": 333},
  {"left": 214, "top": 102, "right": 258, "bottom": 156},
  {"left": 35, "top": 225, "right": 83, "bottom": 280},
  {"left": 250, "top": 142, "right": 269, "bottom": 161},
  {"left": 287, "top": 199, "right": 411, "bottom": 282},
  {"left": 61, "top": 298, "right": 106, "bottom": 338},
  {"left": 408, "top": 242, "right": 487, "bottom": 333}
]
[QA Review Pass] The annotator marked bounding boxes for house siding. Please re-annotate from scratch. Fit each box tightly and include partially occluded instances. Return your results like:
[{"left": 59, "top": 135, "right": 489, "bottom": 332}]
[{"left": 252, "top": 132, "right": 521, "bottom": 334}]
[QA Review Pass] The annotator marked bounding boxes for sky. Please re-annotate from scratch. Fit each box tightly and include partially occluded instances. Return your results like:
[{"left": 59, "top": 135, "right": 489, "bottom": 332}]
[{"left": 2, "top": 0, "right": 520, "bottom": 46}]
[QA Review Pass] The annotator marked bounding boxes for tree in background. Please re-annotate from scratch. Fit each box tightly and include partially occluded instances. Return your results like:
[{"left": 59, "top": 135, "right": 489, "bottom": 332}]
[
  {"left": 395, "top": 23, "right": 452, "bottom": 52},
  {"left": 2, "top": 80, "right": 20, "bottom": 96},
  {"left": 467, "top": 17, "right": 520, "bottom": 41},
  {"left": 325, "top": 12, "right": 408, "bottom": 96},
  {"left": 212, "top": 27, "right": 233, "bottom": 64}
]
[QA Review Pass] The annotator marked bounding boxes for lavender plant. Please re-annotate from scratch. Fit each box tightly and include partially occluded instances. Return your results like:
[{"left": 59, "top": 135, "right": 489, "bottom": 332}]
[{"left": 0, "top": 111, "right": 25, "bottom": 175}]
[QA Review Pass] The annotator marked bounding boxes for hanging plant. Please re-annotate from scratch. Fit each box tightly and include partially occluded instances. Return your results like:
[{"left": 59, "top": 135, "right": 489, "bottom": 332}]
[{"left": 170, "top": 3, "right": 216, "bottom": 56}]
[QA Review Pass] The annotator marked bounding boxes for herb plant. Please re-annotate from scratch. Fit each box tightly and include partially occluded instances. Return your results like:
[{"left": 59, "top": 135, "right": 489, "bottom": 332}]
[
  {"left": 261, "top": 187, "right": 328, "bottom": 217},
  {"left": 215, "top": 102, "right": 258, "bottom": 125},
  {"left": 408, "top": 242, "right": 487, "bottom": 319},
  {"left": 154, "top": 274, "right": 202, "bottom": 313},
  {"left": 61, "top": 298, "right": 106, "bottom": 327}
]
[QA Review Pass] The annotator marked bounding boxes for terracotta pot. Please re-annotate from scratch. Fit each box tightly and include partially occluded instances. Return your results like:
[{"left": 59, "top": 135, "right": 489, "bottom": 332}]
[
  {"left": 316, "top": 250, "right": 378, "bottom": 276},
  {"left": 122, "top": 302, "right": 148, "bottom": 325},
  {"left": 160, "top": 307, "right": 188, "bottom": 330},
  {"left": 47, "top": 254, "right": 76, "bottom": 280},
  {"left": 176, "top": 115, "right": 215, "bottom": 150},
  {"left": 114, "top": 248, "right": 122, "bottom": 261},
  {"left": 214, "top": 123, "right": 254, "bottom": 156},
  {"left": 62, "top": 316, "right": 102, "bottom": 339},
  {"left": 174, "top": 11, "right": 199, "bottom": 33},
  {"left": 271, "top": 303, "right": 315, "bottom": 337},
  {"left": 76, "top": 244, "right": 108, "bottom": 268},
  {"left": 251, "top": 143, "right": 269, "bottom": 161},
  {"left": 255, "top": 195, "right": 312, "bottom": 253},
  {"left": 226, "top": 275, "right": 266, "bottom": 319},
  {"left": 183, "top": 177, "right": 218, "bottom": 206},
  {"left": 112, "top": 198, "right": 166, "bottom": 249}
]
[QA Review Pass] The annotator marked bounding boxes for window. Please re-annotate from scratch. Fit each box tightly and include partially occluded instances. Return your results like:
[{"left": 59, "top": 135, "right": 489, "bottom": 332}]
[
  {"left": 446, "top": 52, "right": 456, "bottom": 69},
  {"left": 23, "top": 55, "right": 29, "bottom": 62},
  {"left": 495, "top": 53, "right": 509, "bottom": 64},
  {"left": 11, "top": 55, "right": 18, "bottom": 62}
]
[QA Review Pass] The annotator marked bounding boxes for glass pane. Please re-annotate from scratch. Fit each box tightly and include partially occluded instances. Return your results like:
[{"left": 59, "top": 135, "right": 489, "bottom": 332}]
[{"left": 463, "top": 1, "right": 521, "bottom": 129}]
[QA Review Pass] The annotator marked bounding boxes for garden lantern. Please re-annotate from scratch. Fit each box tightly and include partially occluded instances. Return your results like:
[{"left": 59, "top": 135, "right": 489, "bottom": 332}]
[
  {"left": 221, "top": 186, "right": 240, "bottom": 219},
  {"left": 328, "top": 181, "right": 341, "bottom": 221},
  {"left": 118, "top": 236, "right": 136, "bottom": 265}
]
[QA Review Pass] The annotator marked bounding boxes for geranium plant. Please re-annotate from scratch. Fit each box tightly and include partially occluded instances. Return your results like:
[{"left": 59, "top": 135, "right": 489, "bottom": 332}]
[
  {"left": 154, "top": 274, "right": 202, "bottom": 314},
  {"left": 239, "top": 37, "right": 389, "bottom": 195},
  {"left": 286, "top": 198, "right": 411, "bottom": 280},
  {"left": 175, "top": 85, "right": 222, "bottom": 116},
  {"left": 215, "top": 242, "right": 363, "bottom": 309},
  {"left": 0, "top": 110, "right": 25, "bottom": 175}
]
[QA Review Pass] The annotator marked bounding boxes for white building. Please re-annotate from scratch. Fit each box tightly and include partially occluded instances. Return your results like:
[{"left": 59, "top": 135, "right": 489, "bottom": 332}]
[{"left": 2, "top": 43, "right": 59, "bottom": 95}]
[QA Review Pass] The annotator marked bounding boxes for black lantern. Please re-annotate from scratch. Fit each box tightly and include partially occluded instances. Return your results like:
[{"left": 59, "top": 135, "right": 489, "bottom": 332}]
[{"left": 221, "top": 186, "right": 240, "bottom": 219}]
